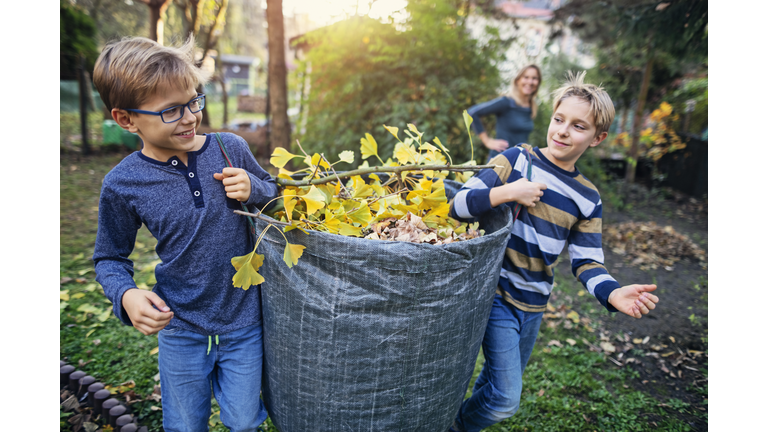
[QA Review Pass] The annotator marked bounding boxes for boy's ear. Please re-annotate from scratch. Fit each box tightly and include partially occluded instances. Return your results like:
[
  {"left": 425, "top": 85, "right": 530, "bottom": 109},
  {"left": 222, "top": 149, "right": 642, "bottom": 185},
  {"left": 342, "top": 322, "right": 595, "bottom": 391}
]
[
  {"left": 112, "top": 109, "right": 139, "bottom": 133},
  {"left": 590, "top": 131, "right": 608, "bottom": 148}
]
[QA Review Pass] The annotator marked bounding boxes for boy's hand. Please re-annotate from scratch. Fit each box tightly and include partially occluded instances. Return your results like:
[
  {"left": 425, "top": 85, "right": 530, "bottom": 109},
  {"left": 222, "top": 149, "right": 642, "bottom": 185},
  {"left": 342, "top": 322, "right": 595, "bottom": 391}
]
[
  {"left": 490, "top": 178, "right": 547, "bottom": 208},
  {"left": 608, "top": 284, "right": 659, "bottom": 319},
  {"left": 214, "top": 167, "right": 252, "bottom": 202},
  {"left": 122, "top": 288, "right": 174, "bottom": 335}
]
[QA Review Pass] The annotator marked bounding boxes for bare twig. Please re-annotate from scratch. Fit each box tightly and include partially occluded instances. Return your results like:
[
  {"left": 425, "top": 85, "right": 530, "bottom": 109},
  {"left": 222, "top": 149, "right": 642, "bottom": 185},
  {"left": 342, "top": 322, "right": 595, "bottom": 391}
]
[
  {"left": 276, "top": 163, "right": 500, "bottom": 187},
  {"left": 234, "top": 210, "right": 291, "bottom": 226}
]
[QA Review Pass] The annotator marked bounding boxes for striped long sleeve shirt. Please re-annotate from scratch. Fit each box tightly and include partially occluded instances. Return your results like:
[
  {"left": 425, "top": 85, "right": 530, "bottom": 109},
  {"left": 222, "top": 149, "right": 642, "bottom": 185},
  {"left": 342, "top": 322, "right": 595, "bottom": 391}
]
[{"left": 449, "top": 145, "right": 620, "bottom": 313}]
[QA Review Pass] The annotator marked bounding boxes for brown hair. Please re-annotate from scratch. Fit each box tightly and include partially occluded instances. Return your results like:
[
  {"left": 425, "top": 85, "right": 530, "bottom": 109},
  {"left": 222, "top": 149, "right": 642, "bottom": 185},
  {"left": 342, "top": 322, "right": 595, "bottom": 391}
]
[
  {"left": 508, "top": 64, "right": 542, "bottom": 119},
  {"left": 551, "top": 71, "right": 615, "bottom": 136},
  {"left": 93, "top": 35, "right": 210, "bottom": 111}
]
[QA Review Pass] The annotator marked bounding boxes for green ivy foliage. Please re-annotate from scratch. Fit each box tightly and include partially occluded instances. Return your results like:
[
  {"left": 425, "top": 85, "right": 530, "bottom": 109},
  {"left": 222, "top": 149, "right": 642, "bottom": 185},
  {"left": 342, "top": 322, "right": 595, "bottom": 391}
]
[{"left": 294, "top": 0, "right": 508, "bottom": 168}]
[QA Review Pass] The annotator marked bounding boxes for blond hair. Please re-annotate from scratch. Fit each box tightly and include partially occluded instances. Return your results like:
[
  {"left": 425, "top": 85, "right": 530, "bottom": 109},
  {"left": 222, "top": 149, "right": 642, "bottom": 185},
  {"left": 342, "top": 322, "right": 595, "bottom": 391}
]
[
  {"left": 93, "top": 35, "right": 210, "bottom": 112},
  {"left": 551, "top": 71, "right": 615, "bottom": 135},
  {"left": 507, "top": 64, "right": 542, "bottom": 119}
]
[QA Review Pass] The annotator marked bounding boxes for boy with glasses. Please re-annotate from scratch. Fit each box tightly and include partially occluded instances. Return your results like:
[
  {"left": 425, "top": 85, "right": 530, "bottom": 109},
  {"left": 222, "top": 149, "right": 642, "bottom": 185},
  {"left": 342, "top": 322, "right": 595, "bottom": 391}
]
[{"left": 92, "top": 35, "right": 277, "bottom": 431}]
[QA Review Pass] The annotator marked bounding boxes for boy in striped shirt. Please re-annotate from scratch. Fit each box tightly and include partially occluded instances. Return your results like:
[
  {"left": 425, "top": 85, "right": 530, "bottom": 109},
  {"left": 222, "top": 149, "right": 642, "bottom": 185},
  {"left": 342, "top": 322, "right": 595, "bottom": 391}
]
[{"left": 449, "top": 72, "right": 659, "bottom": 432}]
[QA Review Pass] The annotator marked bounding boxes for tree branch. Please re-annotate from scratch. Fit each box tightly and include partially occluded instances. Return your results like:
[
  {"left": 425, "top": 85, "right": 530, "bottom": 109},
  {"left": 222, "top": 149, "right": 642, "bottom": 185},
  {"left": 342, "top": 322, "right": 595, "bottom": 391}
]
[{"left": 275, "top": 163, "right": 500, "bottom": 187}]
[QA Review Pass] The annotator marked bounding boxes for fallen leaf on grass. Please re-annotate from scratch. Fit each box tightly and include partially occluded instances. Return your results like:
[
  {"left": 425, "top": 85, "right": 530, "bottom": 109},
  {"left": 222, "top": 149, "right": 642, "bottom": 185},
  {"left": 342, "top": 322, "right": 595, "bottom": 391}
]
[
  {"left": 150, "top": 346, "right": 159, "bottom": 355},
  {"left": 548, "top": 340, "right": 563, "bottom": 347},
  {"left": 566, "top": 339, "right": 577, "bottom": 346},
  {"left": 566, "top": 311, "right": 580, "bottom": 323},
  {"left": 600, "top": 342, "right": 616, "bottom": 353},
  {"left": 538, "top": 389, "right": 545, "bottom": 397}
]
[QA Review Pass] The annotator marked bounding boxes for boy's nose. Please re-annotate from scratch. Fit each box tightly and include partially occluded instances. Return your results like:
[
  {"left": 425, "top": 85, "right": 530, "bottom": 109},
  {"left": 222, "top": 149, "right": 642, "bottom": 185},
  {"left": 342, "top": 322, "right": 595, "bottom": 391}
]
[{"left": 180, "top": 106, "right": 197, "bottom": 123}]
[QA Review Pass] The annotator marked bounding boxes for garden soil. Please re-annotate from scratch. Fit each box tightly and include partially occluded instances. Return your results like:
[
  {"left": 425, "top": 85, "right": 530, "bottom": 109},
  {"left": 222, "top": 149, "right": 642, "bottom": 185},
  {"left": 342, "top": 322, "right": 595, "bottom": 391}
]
[{"left": 554, "top": 184, "right": 708, "bottom": 431}]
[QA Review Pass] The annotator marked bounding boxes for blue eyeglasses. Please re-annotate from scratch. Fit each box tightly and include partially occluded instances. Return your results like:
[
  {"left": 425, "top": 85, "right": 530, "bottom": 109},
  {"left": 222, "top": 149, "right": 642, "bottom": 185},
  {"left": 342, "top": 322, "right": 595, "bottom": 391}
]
[{"left": 124, "top": 93, "right": 206, "bottom": 123}]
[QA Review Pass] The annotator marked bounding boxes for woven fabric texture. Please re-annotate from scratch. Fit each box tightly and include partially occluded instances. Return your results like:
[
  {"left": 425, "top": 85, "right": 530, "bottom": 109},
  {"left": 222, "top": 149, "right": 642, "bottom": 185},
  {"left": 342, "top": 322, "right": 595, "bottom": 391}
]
[{"left": 257, "top": 180, "right": 513, "bottom": 432}]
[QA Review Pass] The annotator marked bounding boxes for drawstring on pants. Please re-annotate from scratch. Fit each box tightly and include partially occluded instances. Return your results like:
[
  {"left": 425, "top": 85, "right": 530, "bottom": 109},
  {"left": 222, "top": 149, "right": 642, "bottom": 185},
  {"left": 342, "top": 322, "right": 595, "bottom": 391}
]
[{"left": 207, "top": 335, "right": 219, "bottom": 355}]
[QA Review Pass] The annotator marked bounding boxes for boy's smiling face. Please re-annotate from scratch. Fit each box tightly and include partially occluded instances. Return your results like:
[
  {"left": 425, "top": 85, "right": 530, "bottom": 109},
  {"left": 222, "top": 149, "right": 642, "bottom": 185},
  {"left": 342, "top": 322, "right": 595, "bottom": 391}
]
[
  {"left": 541, "top": 96, "right": 607, "bottom": 172},
  {"left": 118, "top": 84, "right": 205, "bottom": 163}
]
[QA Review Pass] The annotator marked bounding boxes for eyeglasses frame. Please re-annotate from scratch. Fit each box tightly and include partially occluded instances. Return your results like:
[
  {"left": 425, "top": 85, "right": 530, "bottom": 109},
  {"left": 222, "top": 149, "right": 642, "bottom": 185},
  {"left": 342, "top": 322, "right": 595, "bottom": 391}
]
[{"left": 123, "top": 93, "right": 206, "bottom": 123}]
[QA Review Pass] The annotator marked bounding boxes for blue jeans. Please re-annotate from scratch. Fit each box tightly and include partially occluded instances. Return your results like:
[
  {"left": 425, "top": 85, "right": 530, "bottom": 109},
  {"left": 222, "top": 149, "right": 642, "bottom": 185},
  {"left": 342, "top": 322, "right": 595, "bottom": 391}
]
[
  {"left": 158, "top": 323, "right": 269, "bottom": 432},
  {"left": 453, "top": 298, "right": 543, "bottom": 432}
]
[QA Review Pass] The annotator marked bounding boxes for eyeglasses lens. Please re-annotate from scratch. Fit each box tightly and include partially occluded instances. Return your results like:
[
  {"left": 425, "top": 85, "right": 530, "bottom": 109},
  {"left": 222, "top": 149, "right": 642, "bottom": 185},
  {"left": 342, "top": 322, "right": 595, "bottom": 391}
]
[{"left": 160, "top": 95, "right": 205, "bottom": 123}]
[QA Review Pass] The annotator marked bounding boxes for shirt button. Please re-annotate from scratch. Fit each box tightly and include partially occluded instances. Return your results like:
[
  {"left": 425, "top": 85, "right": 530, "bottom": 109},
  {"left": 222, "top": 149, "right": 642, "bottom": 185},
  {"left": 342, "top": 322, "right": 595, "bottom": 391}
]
[
  {"left": 171, "top": 160, "right": 178, "bottom": 166},
  {"left": 189, "top": 172, "right": 195, "bottom": 178},
  {"left": 194, "top": 191, "right": 201, "bottom": 197}
]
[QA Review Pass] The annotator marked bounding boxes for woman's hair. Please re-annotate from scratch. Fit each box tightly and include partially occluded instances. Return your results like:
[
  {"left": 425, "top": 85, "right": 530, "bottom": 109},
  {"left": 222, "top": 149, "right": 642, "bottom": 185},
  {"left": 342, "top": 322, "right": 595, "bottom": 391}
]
[
  {"left": 93, "top": 34, "right": 211, "bottom": 112},
  {"left": 507, "top": 64, "right": 542, "bottom": 119},
  {"left": 551, "top": 71, "right": 615, "bottom": 136}
]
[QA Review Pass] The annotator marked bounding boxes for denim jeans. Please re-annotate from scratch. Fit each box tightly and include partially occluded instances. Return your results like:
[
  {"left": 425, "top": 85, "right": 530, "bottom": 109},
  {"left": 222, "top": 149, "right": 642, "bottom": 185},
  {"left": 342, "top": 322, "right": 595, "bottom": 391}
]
[
  {"left": 158, "top": 323, "right": 269, "bottom": 432},
  {"left": 453, "top": 297, "right": 543, "bottom": 432}
]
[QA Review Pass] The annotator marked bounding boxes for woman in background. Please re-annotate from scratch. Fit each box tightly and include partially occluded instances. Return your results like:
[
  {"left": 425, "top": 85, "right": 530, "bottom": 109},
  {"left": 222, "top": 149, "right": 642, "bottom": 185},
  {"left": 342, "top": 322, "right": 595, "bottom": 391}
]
[{"left": 467, "top": 65, "right": 542, "bottom": 162}]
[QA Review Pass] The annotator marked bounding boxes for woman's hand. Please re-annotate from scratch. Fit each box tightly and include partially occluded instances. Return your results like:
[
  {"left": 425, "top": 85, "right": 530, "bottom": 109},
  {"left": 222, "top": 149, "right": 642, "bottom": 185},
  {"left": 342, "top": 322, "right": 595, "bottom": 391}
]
[{"left": 479, "top": 132, "right": 510, "bottom": 152}]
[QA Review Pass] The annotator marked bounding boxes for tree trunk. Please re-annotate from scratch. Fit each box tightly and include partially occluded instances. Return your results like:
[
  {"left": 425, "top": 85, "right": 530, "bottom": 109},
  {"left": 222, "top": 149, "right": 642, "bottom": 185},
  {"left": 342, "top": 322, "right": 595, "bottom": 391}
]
[
  {"left": 266, "top": 0, "right": 291, "bottom": 153},
  {"left": 78, "top": 55, "right": 92, "bottom": 156},
  {"left": 142, "top": 0, "right": 172, "bottom": 44},
  {"left": 625, "top": 55, "right": 653, "bottom": 184},
  {"left": 220, "top": 76, "right": 229, "bottom": 127}
]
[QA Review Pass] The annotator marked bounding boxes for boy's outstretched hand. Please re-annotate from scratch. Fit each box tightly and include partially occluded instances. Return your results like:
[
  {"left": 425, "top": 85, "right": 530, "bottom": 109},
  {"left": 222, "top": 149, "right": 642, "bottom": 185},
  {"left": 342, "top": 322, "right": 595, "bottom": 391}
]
[
  {"left": 214, "top": 167, "right": 252, "bottom": 202},
  {"left": 122, "top": 288, "right": 174, "bottom": 335},
  {"left": 608, "top": 284, "right": 659, "bottom": 319}
]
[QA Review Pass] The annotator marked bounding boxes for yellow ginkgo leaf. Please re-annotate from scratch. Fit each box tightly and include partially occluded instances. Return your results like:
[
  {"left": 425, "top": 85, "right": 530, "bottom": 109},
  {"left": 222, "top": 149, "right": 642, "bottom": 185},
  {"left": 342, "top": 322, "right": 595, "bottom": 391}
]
[
  {"left": 231, "top": 250, "right": 264, "bottom": 272},
  {"left": 351, "top": 183, "right": 374, "bottom": 199},
  {"left": 420, "top": 188, "right": 446, "bottom": 209},
  {"left": 424, "top": 201, "right": 451, "bottom": 219},
  {"left": 270, "top": 147, "right": 299, "bottom": 168},
  {"left": 301, "top": 185, "right": 327, "bottom": 215},
  {"left": 284, "top": 222, "right": 310, "bottom": 235},
  {"left": 462, "top": 110, "right": 473, "bottom": 130},
  {"left": 150, "top": 346, "right": 159, "bottom": 355},
  {"left": 419, "top": 143, "right": 438, "bottom": 152},
  {"left": 283, "top": 242, "right": 306, "bottom": 268},
  {"left": 383, "top": 125, "right": 399, "bottom": 140},
  {"left": 394, "top": 142, "right": 418, "bottom": 165},
  {"left": 338, "top": 150, "right": 355, "bottom": 164},
  {"left": 338, "top": 223, "right": 362, "bottom": 237},
  {"left": 348, "top": 205, "right": 372, "bottom": 226},
  {"left": 284, "top": 196, "right": 297, "bottom": 221},
  {"left": 310, "top": 153, "right": 331, "bottom": 169},
  {"left": 433, "top": 137, "right": 450, "bottom": 154},
  {"left": 407, "top": 123, "right": 423, "bottom": 138},
  {"left": 454, "top": 170, "right": 474, "bottom": 183},
  {"left": 60, "top": 290, "right": 70, "bottom": 301},
  {"left": 360, "top": 133, "right": 378, "bottom": 160},
  {"left": 317, "top": 184, "right": 336, "bottom": 204},
  {"left": 231, "top": 251, "right": 265, "bottom": 290}
]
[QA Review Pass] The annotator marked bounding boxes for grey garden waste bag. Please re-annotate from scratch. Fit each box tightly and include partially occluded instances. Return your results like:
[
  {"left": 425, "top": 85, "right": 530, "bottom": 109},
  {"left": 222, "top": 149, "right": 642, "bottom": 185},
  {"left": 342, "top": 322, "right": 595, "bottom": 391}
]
[{"left": 256, "top": 181, "right": 513, "bottom": 432}]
